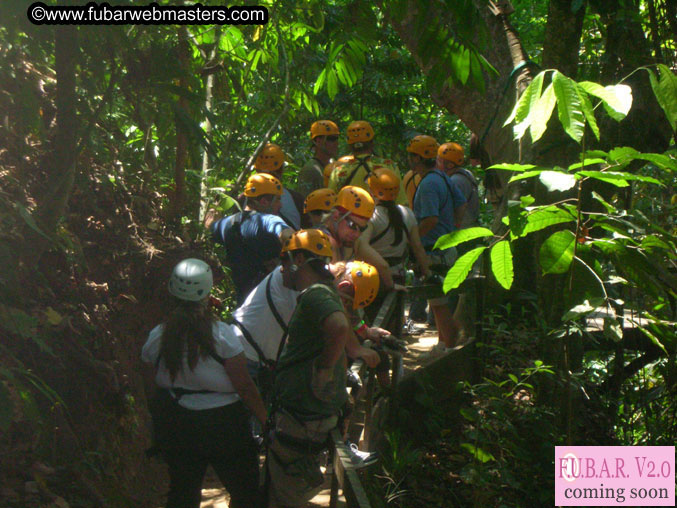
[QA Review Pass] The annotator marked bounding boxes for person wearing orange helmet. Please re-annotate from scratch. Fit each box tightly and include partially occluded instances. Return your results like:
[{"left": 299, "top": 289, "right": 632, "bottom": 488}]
[
  {"left": 254, "top": 143, "right": 306, "bottom": 230},
  {"left": 266, "top": 256, "right": 381, "bottom": 507},
  {"left": 328, "top": 120, "right": 408, "bottom": 205},
  {"left": 303, "top": 188, "right": 337, "bottom": 227},
  {"left": 408, "top": 134, "right": 468, "bottom": 354},
  {"left": 438, "top": 142, "right": 479, "bottom": 230},
  {"left": 297, "top": 120, "right": 340, "bottom": 197},
  {"left": 208, "top": 173, "right": 293, "bottom": 305}
]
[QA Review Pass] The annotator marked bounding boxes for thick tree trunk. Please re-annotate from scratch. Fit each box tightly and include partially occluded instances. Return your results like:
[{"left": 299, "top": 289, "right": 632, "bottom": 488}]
[{"left": 542, "top": 0, "right": 586, "bottom": 77}]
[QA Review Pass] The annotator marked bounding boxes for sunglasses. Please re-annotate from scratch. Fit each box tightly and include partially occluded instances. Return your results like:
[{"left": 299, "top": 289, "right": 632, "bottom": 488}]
[
  {"left": 325, "top": 135, "right": 339, "bottom": 142},
  {"left": 344, "top": 216, "right": 368, "bottom": 233}
]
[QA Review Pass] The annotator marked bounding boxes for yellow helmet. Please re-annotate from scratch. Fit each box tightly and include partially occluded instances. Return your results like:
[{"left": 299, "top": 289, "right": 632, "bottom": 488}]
[
  {"left": 346, "top": 121, "right": 374, "bottom": 144},
  {"left": 347, "top": 260, "right": 380, "bottom": 309},
  {"left": 336, "top": 185, "right": 375, "bottom": 219},
  {"left": 244, "top": 173, "right": 283, "bottom": 197},
  {"left": 254, "top": 143, "right": 285, "bottom": 173},
  {"left": 304, "top": 188, "right": 337, "bottom": 214},
  {"left": 368, "top": 168, "right": 400, "bottom": 202},
  {"left": 281, "top": 229, "right": 333, "bottom": 258},
  {"left": 438, "top": 142, "right": 464, "bottom": 166},
  {"left": 310, "top": 120, "right": 339, "bottom": 139},
  {"left": 407, "top": 135, "right": 439, "bottom": 159},
  {"left": 323, "top": 155, "right": 354, "bottom": 186}
]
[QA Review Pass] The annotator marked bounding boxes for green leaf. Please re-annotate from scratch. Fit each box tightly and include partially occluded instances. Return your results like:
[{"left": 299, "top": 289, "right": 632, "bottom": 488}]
[
  {"left": 539, "top": 171, "right": 577, "bottom": 192},
  {"left": 637, "top": 326, "right": 668, "bottom": 355},
  {"left": 553, "top": 71, "right": 585, "bottom": 143},
  {"left": 562, "top": 299, "right": 602, "bottom": 321},
  {"left": 460, "top": 443, "right": 495, "bottom": 463},
  {"left": 576, "top": 171, "right": 629, "bottom": 187},
  {"left": 434, "top": 227, "right": 493, "bottom": 250},
  {"left": 520, "top": 195, "right": 535, "bottom": 207},
  {"left": 577, "top": 81, "right": 632, "bottom": 121},
  {"left": 313, "top": 68, "right": 327, "bottom": 95},
  {"left": 529, "top": 82, "right": 557, "bottom": 142},
  {"left": 515, "top": 207, "right": 576, "bottom": 239},
  {"left": 15, "top": 204, "right": 51, "bottom": 242},
  {"left": 540, "top": 230, "right": 576, "bottom": 274},
  {"left": 490, "top": 240, "right": 513, "bottom": 290},
  {"left": 513, "top": 72, "right": 546, "bottom": 139},
  {"left": 443, "top": 247, "right": 486, "bottom": 292},
  {"left": 504, "top": 71, "right": 545, "bottom": 129},
  {"left": 647, "top": 64, "right": 677, "bottom": 133},
  {"left": 508, "top": 170, "right": 544, "bottom": 183},
  {"left": 488, "top": 163, "right": 537, "bottom": 172},
  {"left": 591, "top": 191, "right": 617, "bottom": 214},
  {"left": 568, "top": 158, "right": 607, "bottom": 171},
  {"left": 576, "top": 83, "right": 600, "bottom": 140},
  {"left": 327, "top": 69, "right": 338, "bottom": 100},
  {"left": 634, "top": 153, "right": 677, "bottom": 172},
  {"left": 508, "top": 373, "right": 519, "bottom": 384},
  {"left": 459, "top": 408, "right": 478, "bottom": 422}
]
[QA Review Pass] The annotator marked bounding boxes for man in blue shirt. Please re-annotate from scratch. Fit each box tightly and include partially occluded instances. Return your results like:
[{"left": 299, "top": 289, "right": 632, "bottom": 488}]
[
  {"left": 409, "top": 135, "right": 467, "bottom": 354},
  {"left": 208, "top": 173, "right": 293, "bottom": 305}
]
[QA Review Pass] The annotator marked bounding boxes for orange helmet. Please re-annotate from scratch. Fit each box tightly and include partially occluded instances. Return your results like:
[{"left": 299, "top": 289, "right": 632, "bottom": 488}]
[
  {"left": 254, "top": 143, "right": 285, "bottom": 173},
  {"left": 368, "top": 168, "right": 400, "bottom": 202},
  {"left": 407, "top": 135, "right": 439, "bottom": 159},
  {"left": 304, "top": 188, "right": 337, "bottom": 214},
  {"left": 281, "top": 229, "right": 333, "bottom": 258},
  {"left": 438, "top": 142, "right": 464, "bottom": 166},
  {"left": 346, "top": 121, "right": 374, "bottom": 145},
  {"left": 335, "top": 186, "right": 375, "bottom": 219},
  {"left": 346, "top": 261, "right": 380, "bottom": 309},
  {"left": 310, "top": 120, "right": 339, "bottom": 139},
  {"left": 244, "top": 173, "right": 283, "bottom": 197}
]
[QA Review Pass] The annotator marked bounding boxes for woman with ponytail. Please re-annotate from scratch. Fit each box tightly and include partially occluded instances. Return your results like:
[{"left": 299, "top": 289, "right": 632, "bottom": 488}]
[
  {"left": 358, "top": 168, "right": 429, "bottom": 281},
  {"left": 142, "top": 258, "right": 265, "bottom": 508}
]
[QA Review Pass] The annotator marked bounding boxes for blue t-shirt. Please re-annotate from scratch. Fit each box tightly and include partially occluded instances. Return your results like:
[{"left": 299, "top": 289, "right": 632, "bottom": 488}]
[
  {"left": 413, "top": 169, "right": 467, "bottom": 249},
  {"left": 211, "top": 211, "right": 289, "bottom": 303}
]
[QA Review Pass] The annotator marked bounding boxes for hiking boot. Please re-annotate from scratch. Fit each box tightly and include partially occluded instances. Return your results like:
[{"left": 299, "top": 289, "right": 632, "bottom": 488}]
[{"left": 345, "top": 440, "right": 378, "bottom": 468}]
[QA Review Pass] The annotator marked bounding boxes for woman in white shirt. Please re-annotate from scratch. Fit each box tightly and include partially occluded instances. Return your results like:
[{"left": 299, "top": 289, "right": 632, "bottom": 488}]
[{"left": 142, "top": 258, "right": 265, "bottom": 508}]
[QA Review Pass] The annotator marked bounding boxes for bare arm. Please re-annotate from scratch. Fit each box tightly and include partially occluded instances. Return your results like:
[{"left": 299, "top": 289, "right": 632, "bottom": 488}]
[
  {"left": 345, "top": 331, "right": 381, "bottom": 368},
  {"left": 354, "top": 230, "right": 394, "bottom": 290},
  {"left": 225, "top": 353, "right": 267, "bottom": 425},
  {"left": 408, "top": 224, "right": 430, "bottom": 277},
  {"left": 418, "top": 215, "right": 438, "bottom": 239}
]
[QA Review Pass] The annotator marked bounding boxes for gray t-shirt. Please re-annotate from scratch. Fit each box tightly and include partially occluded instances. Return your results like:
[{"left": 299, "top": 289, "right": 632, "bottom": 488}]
[{"left": 450, "top": 168, "right": 479, "bottom": 229}]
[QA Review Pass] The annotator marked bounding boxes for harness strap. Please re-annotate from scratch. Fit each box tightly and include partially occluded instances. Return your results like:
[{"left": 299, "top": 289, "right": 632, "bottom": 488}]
[
  {"left": 341, "top": 156, "right": 371, "bottom": 189},
  {"left": 265, "top": 275, "right": 289, "bottom": 362},
  {"left": 232, "top": 316, "right": 271, "bottom": 366}
]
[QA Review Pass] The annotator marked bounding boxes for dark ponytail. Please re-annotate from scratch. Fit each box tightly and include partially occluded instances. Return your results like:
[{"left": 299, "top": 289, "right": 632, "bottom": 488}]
[
  {"left": 158, "top": 300, "right": 217, "bottom": 382},
  {"left": 382, "top": 200, "right": 407, "bottom": 246}
]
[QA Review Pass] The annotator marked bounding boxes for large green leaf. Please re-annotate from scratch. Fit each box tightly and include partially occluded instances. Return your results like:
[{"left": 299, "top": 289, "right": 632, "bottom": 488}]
[
  {"left": 539, "top": 170, "right": 577, "bottom": 192},
  {"left": 508, "top": 170, "right": 544, "bottom": 183},
  {"left": 529, "top": 82, "right": 557, "bottom": 142},
  {"left": 647, "top": 64, "right": 677, "bottom": 133},
  {"left": 504, "top": 71, "right": 545, "bottom": 130},
  {"left": 490, "top": 240, "right": 513, "bottom": 290},
  {"left": 512, "top": 206, "right": 577, "bottom": 239},
  {"left": 577, "top": 81, "right": 632, "bottom": 121},
  {"left": 434, "top": 227, "right": 493, "bottom": 249},
  {"left": 553, "top": 71, "right": 585, "bottom": 143},
  {"left": 460, "top": 442, "right": 495, "bottom": 463},
  {"left": 488, "top": 163, "right": 538, "bottom": 172},
  {"left": 539, "top": 230, "right": 575, "bottom": 274},
  {"left": 513, "top": 71, "right": 546, "bottom": 139},
  {"left": 576, "top": 171, "right": 629, "bottom": 187},
  {"left": 576, "top": 83, "right": 600, "bottom": 140},
  {"left": 443, "top": 246, "right": 486, "bottom": 292}
]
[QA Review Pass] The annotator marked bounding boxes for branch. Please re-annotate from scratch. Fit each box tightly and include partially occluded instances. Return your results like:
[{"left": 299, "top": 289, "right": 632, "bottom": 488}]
[{"left": 232, "top": 23, "right": 290, "bottom": 192}]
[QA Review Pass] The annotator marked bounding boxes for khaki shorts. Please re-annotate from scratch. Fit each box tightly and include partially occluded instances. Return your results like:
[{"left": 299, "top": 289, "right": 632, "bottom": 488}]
[
  {"left": 266, "top": 410, "right": 338, "bottom": 507},
  {"left": 426, "top": 247, "right": 458, "bottom": 306}
]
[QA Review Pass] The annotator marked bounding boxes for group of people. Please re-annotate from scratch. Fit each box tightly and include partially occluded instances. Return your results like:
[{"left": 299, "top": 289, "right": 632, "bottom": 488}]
[{"left": 142, "top": 119, "right": 481, "bottom": 507}]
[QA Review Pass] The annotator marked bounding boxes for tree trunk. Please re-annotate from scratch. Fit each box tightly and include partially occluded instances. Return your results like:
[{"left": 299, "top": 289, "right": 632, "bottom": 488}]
[
  {"left": 167, "top": 27, "right": 190, "bottom": 224},
  {"left": 21, "top": 25, "right": 78, "bottom": 267},
  {"left": 542, "top": 0, "right": 586, "bottom": 77}
]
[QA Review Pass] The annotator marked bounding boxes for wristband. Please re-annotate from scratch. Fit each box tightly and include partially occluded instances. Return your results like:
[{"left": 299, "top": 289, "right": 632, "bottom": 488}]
[{"left": 354, "top": 320, "right": 368, "bottom": 335}]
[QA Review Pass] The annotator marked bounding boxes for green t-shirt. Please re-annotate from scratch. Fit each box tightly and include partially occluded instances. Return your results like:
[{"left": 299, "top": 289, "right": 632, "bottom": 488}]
[
  {"left": 274, "top": 283, "right": 347, "bottom": 419},
  {"left": 297, "top": 157, "right": 325, "bottom": 198},
  {"left": 328, "top": 154, "right": 408, "bottom": 205}
]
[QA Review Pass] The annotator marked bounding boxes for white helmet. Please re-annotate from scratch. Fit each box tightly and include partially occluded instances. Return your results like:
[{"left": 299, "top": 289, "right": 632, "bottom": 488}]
[{"left": 168, "top": 258, "right": 213, "bottom": 301}]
